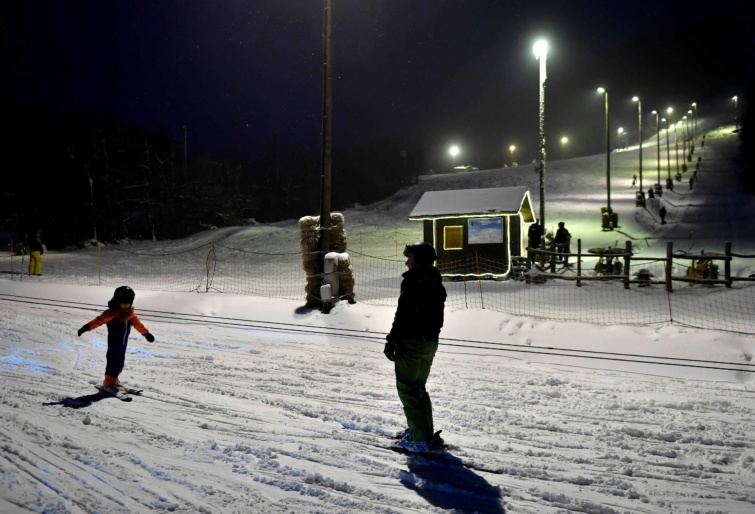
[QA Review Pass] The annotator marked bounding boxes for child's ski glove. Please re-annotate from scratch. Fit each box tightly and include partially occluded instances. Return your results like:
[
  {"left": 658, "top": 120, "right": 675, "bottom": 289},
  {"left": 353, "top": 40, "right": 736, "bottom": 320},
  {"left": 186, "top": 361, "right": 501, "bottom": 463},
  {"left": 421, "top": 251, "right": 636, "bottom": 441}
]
[
  {"left": 144, "top": 332, "right": 155, "bottom": 343},
  {"left": 77, "top": 324, "right": 89, "bottom": 337}
]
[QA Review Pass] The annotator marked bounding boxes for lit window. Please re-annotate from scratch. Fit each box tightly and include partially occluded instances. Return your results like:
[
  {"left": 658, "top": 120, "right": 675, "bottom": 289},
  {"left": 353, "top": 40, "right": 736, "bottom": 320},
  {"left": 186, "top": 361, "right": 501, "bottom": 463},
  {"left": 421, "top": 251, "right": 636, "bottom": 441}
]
[{"left": 444, "top": 226, "right": 463, "bottom": 250}]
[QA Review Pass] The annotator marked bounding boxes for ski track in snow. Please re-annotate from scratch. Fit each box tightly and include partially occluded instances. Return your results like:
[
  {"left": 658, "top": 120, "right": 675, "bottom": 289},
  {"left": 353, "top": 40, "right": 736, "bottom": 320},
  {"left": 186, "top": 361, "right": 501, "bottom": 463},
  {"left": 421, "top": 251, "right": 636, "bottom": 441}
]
[{"left": 1, "top": 302, "right": 754, "bottom": 513}]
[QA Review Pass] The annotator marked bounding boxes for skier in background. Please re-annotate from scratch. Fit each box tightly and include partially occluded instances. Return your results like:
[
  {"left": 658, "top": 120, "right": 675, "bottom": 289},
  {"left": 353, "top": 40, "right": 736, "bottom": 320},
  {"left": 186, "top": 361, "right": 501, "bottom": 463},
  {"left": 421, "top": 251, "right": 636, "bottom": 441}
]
[
  {"left": 384, "top": 242, "right": 447, "bottom": 452},
  {"left": 77, "top": 286, "right": 155, "bottom": 389}
]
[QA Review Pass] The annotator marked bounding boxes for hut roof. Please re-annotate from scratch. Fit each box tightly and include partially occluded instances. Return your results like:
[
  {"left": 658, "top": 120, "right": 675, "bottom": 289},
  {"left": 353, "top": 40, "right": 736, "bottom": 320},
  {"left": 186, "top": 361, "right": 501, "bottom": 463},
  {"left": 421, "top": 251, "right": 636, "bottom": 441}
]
[{"left": 409, "top": 186, "right": 534, "bottom": 221}]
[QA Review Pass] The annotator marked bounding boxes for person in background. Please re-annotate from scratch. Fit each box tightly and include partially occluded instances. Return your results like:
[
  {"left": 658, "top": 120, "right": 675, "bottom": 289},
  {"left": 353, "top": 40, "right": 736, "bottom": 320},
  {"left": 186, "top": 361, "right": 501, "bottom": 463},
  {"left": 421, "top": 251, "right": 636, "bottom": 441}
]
[
  {"left": 527, "top": 221, "right": 544, "bottom": 264},
  {"left": 554, "top": 222, "right": 572, "bottom": 265},
  {"left": 660, "top": 206, "right": 667, "bottom": 225},
  {"left": 77, "top": 286, "right": 156, "bottom": 389},
  {"left": 28, "top": 230, "right": 44, "bottom": 276},
  {"left": 384, "top": 242, "right": 447, "bottom": 453}
]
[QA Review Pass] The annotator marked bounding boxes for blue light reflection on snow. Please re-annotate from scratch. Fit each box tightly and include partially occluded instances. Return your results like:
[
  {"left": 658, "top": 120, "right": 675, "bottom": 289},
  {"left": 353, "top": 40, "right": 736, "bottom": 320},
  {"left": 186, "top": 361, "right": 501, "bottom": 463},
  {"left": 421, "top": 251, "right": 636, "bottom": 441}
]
[{"left": 0, "top": 354, "right": 53, "bottom": 374}]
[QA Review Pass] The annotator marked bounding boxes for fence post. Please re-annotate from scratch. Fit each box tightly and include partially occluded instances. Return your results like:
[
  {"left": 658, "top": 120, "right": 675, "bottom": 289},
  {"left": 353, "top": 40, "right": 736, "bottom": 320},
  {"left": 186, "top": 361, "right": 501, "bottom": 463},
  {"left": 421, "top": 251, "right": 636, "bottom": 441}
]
[
  {"left": 624, "top": 240, "right": 631, "bottom": 289},
  {"left": 725, "top": 241, "right": 732, "bottom": 288},
  {"left": 576, "top": 239, "right": 582, "bottom": 287},
  {"left": 550, "top": 239, "right": 557, "bottom": 273},
  {"left": 665, "top": 242, "right": 673, "bottom": 293}
]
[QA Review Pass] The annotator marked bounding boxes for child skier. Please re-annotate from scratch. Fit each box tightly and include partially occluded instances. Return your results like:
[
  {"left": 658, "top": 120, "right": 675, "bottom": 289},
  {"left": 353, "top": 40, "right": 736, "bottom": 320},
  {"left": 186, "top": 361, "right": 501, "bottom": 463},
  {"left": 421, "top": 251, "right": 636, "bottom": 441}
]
[{"left": 77, "top": 286, "right": 155, "bottom": 389}]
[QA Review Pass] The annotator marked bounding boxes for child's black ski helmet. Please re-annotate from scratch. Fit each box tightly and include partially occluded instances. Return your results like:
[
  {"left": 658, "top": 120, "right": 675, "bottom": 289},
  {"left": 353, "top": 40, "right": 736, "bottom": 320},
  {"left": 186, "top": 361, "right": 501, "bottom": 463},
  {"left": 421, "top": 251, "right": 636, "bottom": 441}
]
[
  {"left": 403, "top": 242, "right": 438, "bottom": 265},
  {"left": 113, "top": 286, "right": 135, "bottom": 304}
]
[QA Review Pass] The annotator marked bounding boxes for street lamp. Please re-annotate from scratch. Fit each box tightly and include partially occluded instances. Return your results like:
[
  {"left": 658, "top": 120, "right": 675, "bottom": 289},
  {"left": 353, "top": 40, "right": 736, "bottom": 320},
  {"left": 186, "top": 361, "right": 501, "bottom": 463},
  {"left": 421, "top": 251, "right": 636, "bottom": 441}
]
[
  {"left": 561, "top": 136, "right": 568, "bottom": 159},
  {"left": 509, "top": 145, "right": 515, "bottom": 166},
  {"left": 449, "top": 145, "right": 460, "bottom": 169},
  {"left": 665, "top": 107, "right": 673, "bottom": 183},
  {"left": 732, "top": 96, "right": 738, "bottom": 129},
  {"left": 682, "top": 115, "right": 688, "bottom": 158},
  {"left": 663, "top": 118, "right": 671, "bottom": 184},
  {"left": 691, "top": 102, "right": 698, "bottom": 141},
  {"left": 534, "top": 39, "right": 548, "bottom": 234},
  {"left": 633, "top": 96, "right": 643, "bottom": 193},
  {"left": 652, "top": 110, "right": 661, "bottom": 193},
  {"left": 674, "top": 121, "right": 680, "bottom": 178},
  {"left": 618, "top": 127, "right": 624, "bottom": 150},
  {"left": 597, "top": 87, "right": 612, "bottom": 228}
]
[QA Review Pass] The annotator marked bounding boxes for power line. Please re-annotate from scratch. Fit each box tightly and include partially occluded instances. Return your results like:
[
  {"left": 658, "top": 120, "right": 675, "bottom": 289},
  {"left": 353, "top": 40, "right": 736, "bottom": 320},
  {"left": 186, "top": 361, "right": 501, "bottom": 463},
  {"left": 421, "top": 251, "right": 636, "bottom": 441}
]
[{"left": 1, "top": 293, "right": 752, "bottom": 374}]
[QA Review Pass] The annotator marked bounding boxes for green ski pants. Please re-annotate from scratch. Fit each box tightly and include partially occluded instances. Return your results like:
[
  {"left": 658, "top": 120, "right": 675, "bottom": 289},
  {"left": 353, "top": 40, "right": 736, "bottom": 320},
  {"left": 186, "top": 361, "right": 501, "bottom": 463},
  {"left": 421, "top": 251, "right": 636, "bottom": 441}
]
[{"left": 395, "top": 338, "right": 438, "bottom": 442}]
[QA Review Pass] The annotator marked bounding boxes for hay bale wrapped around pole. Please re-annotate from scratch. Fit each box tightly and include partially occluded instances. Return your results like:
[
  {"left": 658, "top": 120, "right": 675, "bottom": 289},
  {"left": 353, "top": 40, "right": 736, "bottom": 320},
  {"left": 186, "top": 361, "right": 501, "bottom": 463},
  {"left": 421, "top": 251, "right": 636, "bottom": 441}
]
[{"left": 299, "top": 212, "right": 355, "bottom": 307}]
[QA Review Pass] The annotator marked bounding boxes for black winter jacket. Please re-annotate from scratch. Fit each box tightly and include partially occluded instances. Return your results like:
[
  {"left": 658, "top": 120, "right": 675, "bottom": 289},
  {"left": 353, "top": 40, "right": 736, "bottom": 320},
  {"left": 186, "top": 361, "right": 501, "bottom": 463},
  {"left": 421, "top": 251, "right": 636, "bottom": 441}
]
[{"left": 388, "top": 264, "right": 446, "bottom": 343}]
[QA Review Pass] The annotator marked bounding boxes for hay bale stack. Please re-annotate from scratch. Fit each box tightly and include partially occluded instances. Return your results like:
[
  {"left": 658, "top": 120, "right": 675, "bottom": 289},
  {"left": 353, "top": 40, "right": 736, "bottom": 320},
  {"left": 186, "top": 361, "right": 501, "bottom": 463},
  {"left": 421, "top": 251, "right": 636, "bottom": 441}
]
[{"left": 299, "top": 212, "right": 354, "bottom": 305}]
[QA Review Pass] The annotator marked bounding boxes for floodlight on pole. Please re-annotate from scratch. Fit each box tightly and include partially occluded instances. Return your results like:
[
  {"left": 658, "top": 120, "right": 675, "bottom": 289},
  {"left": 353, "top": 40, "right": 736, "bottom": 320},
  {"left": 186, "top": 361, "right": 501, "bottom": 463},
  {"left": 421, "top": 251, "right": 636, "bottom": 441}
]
[
  {"left": 665, "top": 107, "right": 673, "bottom": 182},
  {"left": 732, "top": 96, "right": 738, "bottom": 129},
  {"left": 509, "top": 145, "right": 515, "bottom": 166},
  {"left": 674, "top": 120, "right": 682, "bottom": 175},
  {"left": 691, "top": 102, "right": 698, "bottom": 141},
  {"left": 534, "top": 39, "right": 548, "bottom": 233},
  {"left": 617, "top": 127, "right": 624, "bottom": 150},
  {"left": 633, "top": 96, "right": 643, "bottom": 193},
  {"left": 598, "top": 87, "right": 612, "bottom": 225},
  {"left": 663, "top": 118, "right": 671, "bottom": 181},
  {"left": 561, "top": 137, "right": 568, "bottom": 159},
  {"left": 652, "top": 110, "right": 661, "bottom": 192}
]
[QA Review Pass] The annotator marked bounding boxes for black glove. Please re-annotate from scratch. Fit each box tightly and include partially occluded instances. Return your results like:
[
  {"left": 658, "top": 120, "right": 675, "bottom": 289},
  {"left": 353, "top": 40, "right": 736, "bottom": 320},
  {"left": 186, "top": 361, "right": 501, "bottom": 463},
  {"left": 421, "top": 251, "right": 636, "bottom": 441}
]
[
  {"left": 144, "top": 332, "right": 155, "bottom": 343},
  {"left": 383, "top": 342, "right": 396, "bottom": 361},
  {"left": 384, "top": 334, "right": 400, "bottom": 362},
  {"left": 77, "top": 324, "right": 89, "bottom": 337}
]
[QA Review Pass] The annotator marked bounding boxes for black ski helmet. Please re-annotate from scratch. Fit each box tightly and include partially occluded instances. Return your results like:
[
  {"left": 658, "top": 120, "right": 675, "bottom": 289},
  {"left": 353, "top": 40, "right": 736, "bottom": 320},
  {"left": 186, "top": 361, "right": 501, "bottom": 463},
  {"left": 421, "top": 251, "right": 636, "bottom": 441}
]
[
  {"left": 113, "top": 286, "right": 135, "bottom": 305},
  {"left": 403, "top": 242, "right": 437, "bottom": 265}
]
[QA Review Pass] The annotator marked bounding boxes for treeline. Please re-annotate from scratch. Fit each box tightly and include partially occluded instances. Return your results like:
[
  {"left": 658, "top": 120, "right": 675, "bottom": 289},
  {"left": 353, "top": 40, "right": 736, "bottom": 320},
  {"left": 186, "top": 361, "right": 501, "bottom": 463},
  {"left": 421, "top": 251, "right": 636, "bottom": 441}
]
[{"left": 1, "top": 102, "right": 421, "bottom": 249}]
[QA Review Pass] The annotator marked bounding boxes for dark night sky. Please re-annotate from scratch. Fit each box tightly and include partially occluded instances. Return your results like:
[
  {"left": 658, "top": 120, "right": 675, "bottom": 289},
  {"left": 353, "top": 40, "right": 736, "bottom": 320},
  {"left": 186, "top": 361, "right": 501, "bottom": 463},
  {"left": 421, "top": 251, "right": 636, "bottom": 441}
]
[{"left": 2, "top": 0, "right": 753, "bottom": 171}]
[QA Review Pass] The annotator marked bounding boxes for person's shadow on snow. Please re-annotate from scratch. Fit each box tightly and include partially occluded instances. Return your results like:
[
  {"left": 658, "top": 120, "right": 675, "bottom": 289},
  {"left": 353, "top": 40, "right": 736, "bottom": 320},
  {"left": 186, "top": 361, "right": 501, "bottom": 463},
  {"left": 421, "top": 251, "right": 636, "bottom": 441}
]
[
  {"left": 42, "top": 390, "right": 112, "bottom": 409},
  {"left": 399, "top": 452, "right": 505, "bottom": 513}
]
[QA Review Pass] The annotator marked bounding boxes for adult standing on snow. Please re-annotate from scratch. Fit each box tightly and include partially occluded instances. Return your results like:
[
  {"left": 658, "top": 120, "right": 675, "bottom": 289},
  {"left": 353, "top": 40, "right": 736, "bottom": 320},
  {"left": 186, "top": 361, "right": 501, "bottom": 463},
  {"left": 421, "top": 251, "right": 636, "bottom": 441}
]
[
  {"left": 554, "top": 222, "right": 572, "bottom": 264},
  {"left": 384, "top": 242, "right": 446, "bottom": 452},
  {"left": 28, "top": 230, "right": 44, "bottom": 276},
  {"left": 527, "top": 221, "right": 544, "bottom": 263}
]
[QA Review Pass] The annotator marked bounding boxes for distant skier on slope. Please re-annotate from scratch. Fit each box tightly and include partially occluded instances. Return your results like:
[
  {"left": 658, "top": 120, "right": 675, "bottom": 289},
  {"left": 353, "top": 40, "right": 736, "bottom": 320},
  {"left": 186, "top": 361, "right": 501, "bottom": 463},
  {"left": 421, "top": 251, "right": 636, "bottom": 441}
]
[
  {"left": 384, "top": 242, "right": 446, "bottom": 453},
  {"left": 77, "top": 286, "right": 155, "bottom": 389}
]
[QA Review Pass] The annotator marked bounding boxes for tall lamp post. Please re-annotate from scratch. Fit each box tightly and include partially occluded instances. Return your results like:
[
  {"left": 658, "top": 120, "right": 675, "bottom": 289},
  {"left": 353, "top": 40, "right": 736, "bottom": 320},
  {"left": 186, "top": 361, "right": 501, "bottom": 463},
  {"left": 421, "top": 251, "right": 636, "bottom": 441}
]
[
  {"left": 561, "top": 137, "right": 568, "bottom": 159},
  {"left": 732, "top": 96, "right": 738, "bottom": 129},
  {"left": 509, "top": 145, "right": 515, "bottom": 166},
  {"left": 665, "top": 107, "right": 673, "bottom": 183},
  {"left": 652, "top": 110, "right": 661, "bottom": 194},
  {"left": 691, "top": 102, "right": 698, "bottom": 142},
  {"left": 681, "top": 116, "right": 688, "bottom": 160},
  {"left": 617, "top": 127, "right": 624, "bottom": 150},
  {"left": 663, "top": 118, "right": 671, "bottom": 184},
  {"left": 633, "top": 96, "right": 643, "bottom": 194},
  {"left": 674, "top": 121, "right": 680, "bottom": 177},
  {"left": 598, "top": 87, "right": 612, "bottom": 228},
  {"left": 534, "top": 39, "right": 548, "bottom": 235}
]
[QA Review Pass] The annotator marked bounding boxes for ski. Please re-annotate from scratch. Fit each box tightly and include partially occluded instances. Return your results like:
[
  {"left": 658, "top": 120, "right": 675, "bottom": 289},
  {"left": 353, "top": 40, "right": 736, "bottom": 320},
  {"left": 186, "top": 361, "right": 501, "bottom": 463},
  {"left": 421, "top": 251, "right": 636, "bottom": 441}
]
[
  {"left": 94, "top": 384, "right": 142, "bottom": 401},
  {"left": 340, "top": 423, "right": 500, "bottom": 474},
  {"left": 381, "top": 441, "right": 501, "bottom": 474}
]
